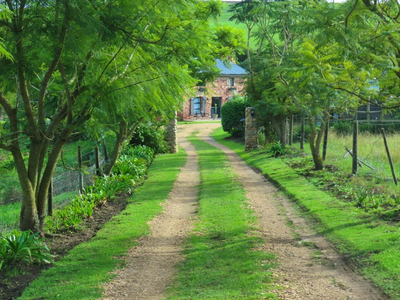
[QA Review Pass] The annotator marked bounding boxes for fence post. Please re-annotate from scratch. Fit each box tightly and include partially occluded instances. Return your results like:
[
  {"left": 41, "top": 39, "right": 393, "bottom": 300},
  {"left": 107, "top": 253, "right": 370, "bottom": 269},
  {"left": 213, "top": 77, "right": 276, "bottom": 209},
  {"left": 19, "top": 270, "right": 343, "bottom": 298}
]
[
  {"left": 300, "top": 118, "right": 305, "bottom": 151},
  {"left": 322, "top": 120, "right": 329, "bottom": 161},
  {"left": 289, "top": 115, "right": 293, "bottom": 146},
  {"left": 102, "top": 139, "right": 109, "bottom": 163},
  {"left": 95, "top": 145, "right": 101, "bottom": 176},
  {"left": 352, "top": 121, "right": 358, "bottom": 175},
  {"left": 381, "top": 128, "right": 398, "bottom": 185},
  {"left": 78, "top": 146, "right": 84, "bottom": 192},
  {"left": 47, "top": 151, "right": 53, "bottom": 216}
]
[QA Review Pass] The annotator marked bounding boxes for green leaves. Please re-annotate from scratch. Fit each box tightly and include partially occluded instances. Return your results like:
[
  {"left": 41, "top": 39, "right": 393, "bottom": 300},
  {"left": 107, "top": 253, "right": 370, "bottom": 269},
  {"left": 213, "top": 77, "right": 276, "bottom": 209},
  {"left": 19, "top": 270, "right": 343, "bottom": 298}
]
[
  {"left": 0, "top": 5, "right": 13, "bottom": 61},
  {"left": 0, "top": 230, "right": 54, "bottom": 271},
  {"left": 266, "top": 141, "right": 286, "bottom": 157},
  {"left": 45, "top": 145, "right": 153, "bottom": 233},
  {"left": 221, "top": 96, "right": 249, "bottom": 137}
]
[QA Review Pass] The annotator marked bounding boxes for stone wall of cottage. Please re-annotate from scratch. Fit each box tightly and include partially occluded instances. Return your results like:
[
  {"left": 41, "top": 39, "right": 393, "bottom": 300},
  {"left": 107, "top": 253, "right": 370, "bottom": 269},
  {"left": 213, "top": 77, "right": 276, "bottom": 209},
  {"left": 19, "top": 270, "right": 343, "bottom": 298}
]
[{"left": 178, "top": 76, "right": 246, "bottom": 120}]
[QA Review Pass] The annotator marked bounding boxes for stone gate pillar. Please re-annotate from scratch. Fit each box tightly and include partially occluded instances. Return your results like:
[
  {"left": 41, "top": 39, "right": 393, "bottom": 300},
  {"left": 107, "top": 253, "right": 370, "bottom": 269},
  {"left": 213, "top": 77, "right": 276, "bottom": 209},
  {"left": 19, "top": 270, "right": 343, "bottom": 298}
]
[
  {"left": 165, "top": 111, "right": 178, "bottom": 153},
  {"left": 245, "top": 107, "right": 258, "bottom": 151}
]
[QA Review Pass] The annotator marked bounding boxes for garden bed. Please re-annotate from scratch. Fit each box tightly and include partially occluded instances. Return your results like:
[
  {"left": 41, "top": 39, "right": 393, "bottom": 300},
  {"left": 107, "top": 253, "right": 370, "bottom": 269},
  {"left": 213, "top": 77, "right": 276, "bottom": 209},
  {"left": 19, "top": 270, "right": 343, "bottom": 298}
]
[{"left": 0, "top": 195, "right": 128, "bottom": 300}]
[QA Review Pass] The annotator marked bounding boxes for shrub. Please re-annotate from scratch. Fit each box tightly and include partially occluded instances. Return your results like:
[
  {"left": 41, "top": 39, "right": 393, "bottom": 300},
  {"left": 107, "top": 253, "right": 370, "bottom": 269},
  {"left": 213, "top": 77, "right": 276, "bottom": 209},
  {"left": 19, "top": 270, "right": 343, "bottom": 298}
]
[
  {"left": 221, "top": 98, "right": 249, "bottom": 137},
  {"left": 45, "top": 145, "right": 151, "bottom": 233},
  {"left": 121, "top": 145, "right": 154, "bottom": 166},
  {"left": 266, "top": 141, "right": 286, "bottom": 157},
  {"left": 129, "top": 125, "right": 169, "bottom": 154},
  {"left": 0, "top": 230, "right": 53, "bottom": 271}
]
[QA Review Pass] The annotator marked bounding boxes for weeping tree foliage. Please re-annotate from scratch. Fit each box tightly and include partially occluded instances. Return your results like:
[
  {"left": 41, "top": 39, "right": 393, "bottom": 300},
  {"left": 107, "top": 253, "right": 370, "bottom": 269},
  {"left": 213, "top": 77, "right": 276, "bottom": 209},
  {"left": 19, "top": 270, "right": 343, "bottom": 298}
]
[
  {"left": 97, "top": 57, "right": 197, "bottom": 176},
  {"left": 0, "top": 0, "right": 235, "bottom": 233},
  {"left": 90, "top": 0, "right": 244, "bottom": 176}
]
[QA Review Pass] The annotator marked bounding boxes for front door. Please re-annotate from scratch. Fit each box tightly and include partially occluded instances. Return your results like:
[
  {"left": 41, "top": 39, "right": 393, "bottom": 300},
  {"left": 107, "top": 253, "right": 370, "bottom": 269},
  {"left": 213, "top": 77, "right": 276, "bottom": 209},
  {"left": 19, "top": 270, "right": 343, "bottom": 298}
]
[{"left": 211, "top": 97, "right": 222, "bottom": 118}]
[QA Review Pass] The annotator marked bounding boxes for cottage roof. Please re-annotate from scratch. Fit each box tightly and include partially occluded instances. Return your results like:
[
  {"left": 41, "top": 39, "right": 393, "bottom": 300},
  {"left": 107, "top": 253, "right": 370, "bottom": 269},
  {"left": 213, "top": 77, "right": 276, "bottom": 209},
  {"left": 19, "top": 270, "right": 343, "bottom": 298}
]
[{"left": 216, "top": 59, "right": 247, "bottom": 76}]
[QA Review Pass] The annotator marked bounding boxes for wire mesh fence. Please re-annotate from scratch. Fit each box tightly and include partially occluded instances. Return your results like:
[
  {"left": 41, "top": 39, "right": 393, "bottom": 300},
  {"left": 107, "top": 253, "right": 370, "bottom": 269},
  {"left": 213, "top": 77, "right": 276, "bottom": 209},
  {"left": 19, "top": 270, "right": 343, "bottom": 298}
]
[
  {"left": 288, "top": 115, "right": 400, "bottom": 182},
  {"left": 0, "top": 143, "right": 110, "bottom": 235},
  {"left": 0, "top": 144, "right": 108, "bottom": 211}
]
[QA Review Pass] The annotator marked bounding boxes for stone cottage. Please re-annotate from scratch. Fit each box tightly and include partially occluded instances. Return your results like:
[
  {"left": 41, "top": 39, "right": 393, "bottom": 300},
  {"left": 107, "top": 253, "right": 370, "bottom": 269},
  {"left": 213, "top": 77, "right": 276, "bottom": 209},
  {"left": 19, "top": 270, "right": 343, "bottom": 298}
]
[{"left": 178, "top": 59, "right": 247, "bottom": 120}]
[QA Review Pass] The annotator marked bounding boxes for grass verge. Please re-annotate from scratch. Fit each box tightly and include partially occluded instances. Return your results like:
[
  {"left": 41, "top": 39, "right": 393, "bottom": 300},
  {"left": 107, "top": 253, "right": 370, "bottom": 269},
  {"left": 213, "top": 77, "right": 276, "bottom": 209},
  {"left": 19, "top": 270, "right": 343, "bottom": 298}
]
[
  {"left": 18, "top": 150, "right": 186, "bottom": 300},
  {"left": 167, "top": 135, "right": 276, "bottom": 300},
  {"left": 213, "top": 128, "right": 400, "bottom": 298}
]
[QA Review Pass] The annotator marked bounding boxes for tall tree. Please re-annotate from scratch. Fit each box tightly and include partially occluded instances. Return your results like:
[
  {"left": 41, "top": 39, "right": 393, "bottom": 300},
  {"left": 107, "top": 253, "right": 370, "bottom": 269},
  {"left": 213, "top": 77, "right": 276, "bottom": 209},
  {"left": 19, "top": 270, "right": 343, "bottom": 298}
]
[
  {"left": 0, "top": 0, "right": 230, "bottom": 233},
  {"left": 234, "top": 0, "right": 307, "bottom": 147},
  {"left": 230, "top": 0, "right": 354, "bottom": 169}
]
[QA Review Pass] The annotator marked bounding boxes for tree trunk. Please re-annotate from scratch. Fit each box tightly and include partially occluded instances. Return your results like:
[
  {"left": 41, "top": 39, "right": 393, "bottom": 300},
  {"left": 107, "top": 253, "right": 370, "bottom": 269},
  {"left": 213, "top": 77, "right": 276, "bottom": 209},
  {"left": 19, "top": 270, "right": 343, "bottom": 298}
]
[
  {"left": 309, "top": 136, "right": 324, "bottom": 170},
  {"left": 12, "top": 151, "right": 39, "bottom": 232},
  {"left": 308, "top": 112, "right": 329, "bottom": 171},
  {"left": 263, "top": 122, "right": 274, "bottom": 145},
  {"left": 271, "top": 115, "right": 288, "bottom": 147},
  {"left": 104, "top": 133, "right": 126, "bottom": 176},
  {"left": 103, "top": 120, "right": 138, "bottom": 176}
]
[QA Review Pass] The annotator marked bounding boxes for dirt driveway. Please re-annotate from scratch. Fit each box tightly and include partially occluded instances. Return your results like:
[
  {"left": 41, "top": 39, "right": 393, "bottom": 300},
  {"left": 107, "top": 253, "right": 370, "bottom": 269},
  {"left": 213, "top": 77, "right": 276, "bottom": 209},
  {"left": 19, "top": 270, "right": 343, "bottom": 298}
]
[{"left": 102, "top": 122, "right": 386, "bottom": 300}]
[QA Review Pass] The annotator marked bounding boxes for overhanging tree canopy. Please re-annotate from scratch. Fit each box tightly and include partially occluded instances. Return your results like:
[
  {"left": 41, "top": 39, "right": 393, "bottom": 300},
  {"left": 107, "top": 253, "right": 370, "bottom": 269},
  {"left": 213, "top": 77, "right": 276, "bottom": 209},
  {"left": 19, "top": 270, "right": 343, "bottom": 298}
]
[{"left": 0, "top": 0, "right": 236, "bottom": 233}]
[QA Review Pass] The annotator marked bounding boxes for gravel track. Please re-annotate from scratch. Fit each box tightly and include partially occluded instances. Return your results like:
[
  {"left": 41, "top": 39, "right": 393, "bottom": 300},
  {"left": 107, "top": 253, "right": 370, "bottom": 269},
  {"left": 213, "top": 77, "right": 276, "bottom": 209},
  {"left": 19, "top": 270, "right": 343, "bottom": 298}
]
[{"left": 102, "top": 122, "right": 386, "bottom": 300}]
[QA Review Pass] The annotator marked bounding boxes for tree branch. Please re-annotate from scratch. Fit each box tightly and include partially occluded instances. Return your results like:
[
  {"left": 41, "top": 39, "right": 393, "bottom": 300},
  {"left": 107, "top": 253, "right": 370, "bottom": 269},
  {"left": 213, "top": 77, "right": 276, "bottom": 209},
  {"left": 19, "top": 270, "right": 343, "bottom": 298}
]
[
  {"left": 38, "top": 6, "right": 69, "bottom": 132},
  {"left": 105, "top": 75, "right": 165, "bottom": 95},
  {"left": 345, "top": 0, "right": 359, "bottom": 27},
  {"left": 327, "top": 84, "right": 400, "bottom": 109},
  {"left": 0, "top": 91, "right": 13, "bottom": 116},
  {"left": 98, "top": 40, "right": 128, "bottom": 82},
  {"left": 58, "top": 61, "right": 74, "bottom": 124},
  {"left": 122, "top": 25, "right": 169, "bottom": 45}
]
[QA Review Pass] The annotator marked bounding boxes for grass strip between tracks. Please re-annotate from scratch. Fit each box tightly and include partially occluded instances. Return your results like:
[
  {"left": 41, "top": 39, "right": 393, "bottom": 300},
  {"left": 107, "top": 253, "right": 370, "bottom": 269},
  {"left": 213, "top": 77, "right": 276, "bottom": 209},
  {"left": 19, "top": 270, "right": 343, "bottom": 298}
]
[
  {"left": 19, "top": 150, "right": 187, "bottom": 300},
  {"left": 167, "top": 134, "right": 277, "bottom": 300},
  {"left": 213, "top": 127, "right": 400, "bottom": 298}
]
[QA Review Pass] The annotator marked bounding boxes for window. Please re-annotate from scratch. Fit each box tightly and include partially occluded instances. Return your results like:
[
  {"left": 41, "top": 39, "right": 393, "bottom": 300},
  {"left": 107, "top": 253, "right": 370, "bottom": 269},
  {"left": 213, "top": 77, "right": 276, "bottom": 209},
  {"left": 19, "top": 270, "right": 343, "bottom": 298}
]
[
  {"left": 229, "top": 77, "right": 235, "bottom": 87},
  {"left": 193, "top": 98, "right": 201, "bottom": 115},
  {"left": 190, "top": 97, "right": 206, "bottom": 116}
]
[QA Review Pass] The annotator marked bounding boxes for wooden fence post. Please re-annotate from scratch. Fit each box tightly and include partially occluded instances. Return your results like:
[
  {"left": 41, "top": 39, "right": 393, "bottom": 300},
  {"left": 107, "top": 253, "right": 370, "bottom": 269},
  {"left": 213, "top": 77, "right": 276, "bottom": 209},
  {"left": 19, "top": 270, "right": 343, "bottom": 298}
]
[
  {"left": 47, "top": 151, "right": 53, "bottom": 216},
  {"left": 322, "top": 120, "right": 329, "bottom": 161},
  {"left": 95, "top": 146, "right": 101, "bottom": 176},
  {"left": 352, "top": 121, "right": 358, "bottom": 175},
  {"left": 300, "top": 118, "right": 305, "bottom": 151},
  {"left": 289, "top": 114, "right": 294, "bottom": 146},
  {"left": 78, "top": 146, "right": 84, "bottom": 192},
  {"left": 381, "top": 128, "right": 398, "bottom": 185}
]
